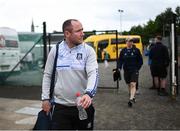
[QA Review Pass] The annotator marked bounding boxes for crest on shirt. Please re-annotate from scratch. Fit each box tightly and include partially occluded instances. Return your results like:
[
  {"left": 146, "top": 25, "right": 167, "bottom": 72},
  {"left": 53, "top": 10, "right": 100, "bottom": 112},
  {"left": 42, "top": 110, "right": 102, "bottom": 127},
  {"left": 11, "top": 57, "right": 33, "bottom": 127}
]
[{"left": 76, "top": 53, "right": 82, "bottom": 60}]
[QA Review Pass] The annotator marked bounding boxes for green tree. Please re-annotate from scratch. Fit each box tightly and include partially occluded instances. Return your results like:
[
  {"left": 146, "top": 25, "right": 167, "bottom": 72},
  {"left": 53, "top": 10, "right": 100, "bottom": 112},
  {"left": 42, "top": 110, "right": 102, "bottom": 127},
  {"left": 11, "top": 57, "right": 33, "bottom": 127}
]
[
  {"left": 129, "top": 25, "right": 143, "bottom": 35},
  {"left": 143, "top": 20, "right": 157, "bottom": 45},
  {"left": 155, "top": 8, "right": 174, "bottom": 36},
  {"left": 123, "top": 6, "right": 180, "bottom": 46}
]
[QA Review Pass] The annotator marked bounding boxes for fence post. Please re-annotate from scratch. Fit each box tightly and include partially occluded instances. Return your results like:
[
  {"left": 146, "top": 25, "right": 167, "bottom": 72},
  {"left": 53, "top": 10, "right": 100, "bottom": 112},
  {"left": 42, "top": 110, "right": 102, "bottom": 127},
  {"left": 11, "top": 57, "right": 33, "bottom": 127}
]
[
  {"left": 48, "top": 33, "right": 51, "bottom": 53},
  {"left": 173, "top": 13, "right": 178, "bottom": 95},
  {"left": 115, "top": 30, "right": 119, "bottom": 90},
  {"left": 43, "top": 22, "right": 47, "bottom": 68},
  {"left": 171, "top": 13, "right": 178, "bottom": 99}
]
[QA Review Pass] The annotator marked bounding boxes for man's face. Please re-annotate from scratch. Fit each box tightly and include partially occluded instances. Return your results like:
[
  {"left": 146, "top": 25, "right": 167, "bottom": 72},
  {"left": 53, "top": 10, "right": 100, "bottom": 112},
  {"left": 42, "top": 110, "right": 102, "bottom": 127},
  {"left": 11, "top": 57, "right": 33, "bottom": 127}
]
[
  {"left": 66, "top": 21, "right": 84, "bottom": 45},
  {"left": 126, "top": 40, "right": 133, "bottom": 47},
  {"left": 155, "top": 38, "right": 160, "bottom": 43}
]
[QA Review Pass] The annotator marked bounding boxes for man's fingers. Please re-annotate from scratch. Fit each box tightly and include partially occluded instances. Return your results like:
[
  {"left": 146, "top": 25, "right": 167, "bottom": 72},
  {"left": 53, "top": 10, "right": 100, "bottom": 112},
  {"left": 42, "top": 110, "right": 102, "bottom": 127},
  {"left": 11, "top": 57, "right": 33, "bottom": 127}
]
[
  {"left": 79, "top": 94, "right": 92, "bottom": 109},
  {"left": 84, "top": 100, "right": 91, "bottom": 109},
  {"left": 42, "top": 100, "right": 51, "bottom": 114}
]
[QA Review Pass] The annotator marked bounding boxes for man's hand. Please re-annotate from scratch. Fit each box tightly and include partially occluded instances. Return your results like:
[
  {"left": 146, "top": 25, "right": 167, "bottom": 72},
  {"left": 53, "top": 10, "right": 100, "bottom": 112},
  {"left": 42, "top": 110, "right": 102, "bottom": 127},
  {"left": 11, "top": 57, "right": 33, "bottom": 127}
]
[
  {"left": 42, "top": 100, "right": 51, "bottom": 115},
  {"left": 81, "top": 94, "right": 92, "bottom": 109}
]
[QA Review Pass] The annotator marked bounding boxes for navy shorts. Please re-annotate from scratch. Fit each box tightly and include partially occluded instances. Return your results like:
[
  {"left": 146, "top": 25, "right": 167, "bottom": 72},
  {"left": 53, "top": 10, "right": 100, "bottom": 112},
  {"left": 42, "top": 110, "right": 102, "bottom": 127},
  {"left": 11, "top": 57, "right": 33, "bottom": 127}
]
[{"left": 124, "top": 70, "right": 139, "bottom": 84}]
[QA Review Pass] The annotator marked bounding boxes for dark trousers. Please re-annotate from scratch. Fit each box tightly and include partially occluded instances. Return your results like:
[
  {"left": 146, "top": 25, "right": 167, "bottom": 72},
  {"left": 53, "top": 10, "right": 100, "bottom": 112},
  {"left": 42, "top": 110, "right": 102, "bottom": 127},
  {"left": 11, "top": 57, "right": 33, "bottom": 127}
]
[{"left": 51, "top": 103, "right": 95, "bottom": 130}]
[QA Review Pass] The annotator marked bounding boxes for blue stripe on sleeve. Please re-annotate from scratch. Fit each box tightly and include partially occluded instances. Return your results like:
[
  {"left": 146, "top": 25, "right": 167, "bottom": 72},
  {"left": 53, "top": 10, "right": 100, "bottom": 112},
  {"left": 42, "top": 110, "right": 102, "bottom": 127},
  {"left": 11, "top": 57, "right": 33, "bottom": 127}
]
[{"left": 89, "top": 68, "right": 99, "bottom": 97}]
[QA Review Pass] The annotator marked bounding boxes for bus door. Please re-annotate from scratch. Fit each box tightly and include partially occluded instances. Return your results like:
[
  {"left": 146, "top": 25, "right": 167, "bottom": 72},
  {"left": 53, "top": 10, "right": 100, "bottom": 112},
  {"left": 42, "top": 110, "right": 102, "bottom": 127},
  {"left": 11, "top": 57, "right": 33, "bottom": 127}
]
[{"left": 97, "top": 39, "right": 109, "bottom": 61}]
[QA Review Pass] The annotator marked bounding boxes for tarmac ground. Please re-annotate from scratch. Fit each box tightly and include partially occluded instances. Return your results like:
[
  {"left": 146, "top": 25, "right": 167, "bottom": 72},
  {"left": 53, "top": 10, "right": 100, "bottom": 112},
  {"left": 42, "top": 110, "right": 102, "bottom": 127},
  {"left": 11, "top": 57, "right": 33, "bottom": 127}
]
[{"left": 0, "top": 86, "right": 179, "bottom": 130}]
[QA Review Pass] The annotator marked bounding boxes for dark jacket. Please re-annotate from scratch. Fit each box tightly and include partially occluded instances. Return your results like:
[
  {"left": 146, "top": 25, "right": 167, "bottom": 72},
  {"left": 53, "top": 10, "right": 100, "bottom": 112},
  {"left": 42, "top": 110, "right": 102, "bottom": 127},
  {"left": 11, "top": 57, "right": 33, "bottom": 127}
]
[
  {"left": 118, "top": 46, "right": 143, "bottom": 72},
  {"left": 149, "top": 42, "right": 169, "bottom": 67}
]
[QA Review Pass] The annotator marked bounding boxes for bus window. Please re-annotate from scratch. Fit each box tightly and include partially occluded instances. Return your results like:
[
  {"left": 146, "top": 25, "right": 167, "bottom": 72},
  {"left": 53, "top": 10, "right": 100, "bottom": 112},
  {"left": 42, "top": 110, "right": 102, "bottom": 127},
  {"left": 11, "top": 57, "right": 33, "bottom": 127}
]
[
  {"left": 132, "top": 38, "right": 140, "bottom": 43},
  {"left": 111, "top": 38, "right": 126, "bottom": 44},
  {"left": 5, "top": 40, "right": 18, "bottom": 48},
  {"left": 98, "top": 39, "right": 108, "bottom": 50}
]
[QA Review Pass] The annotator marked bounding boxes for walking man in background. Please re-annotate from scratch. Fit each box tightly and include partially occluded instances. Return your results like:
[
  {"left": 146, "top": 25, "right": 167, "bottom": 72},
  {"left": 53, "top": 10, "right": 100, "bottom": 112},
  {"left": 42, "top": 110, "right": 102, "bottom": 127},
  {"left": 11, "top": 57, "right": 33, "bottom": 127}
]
[
  {"left": 149, "top": 35, "right": 169, "bottom": 96},
  {"left": 118, "top": 38, "right": 143, "bottom": 107},
  {"left": 41, "top": 19, "right": 99, "bottom": 130}
]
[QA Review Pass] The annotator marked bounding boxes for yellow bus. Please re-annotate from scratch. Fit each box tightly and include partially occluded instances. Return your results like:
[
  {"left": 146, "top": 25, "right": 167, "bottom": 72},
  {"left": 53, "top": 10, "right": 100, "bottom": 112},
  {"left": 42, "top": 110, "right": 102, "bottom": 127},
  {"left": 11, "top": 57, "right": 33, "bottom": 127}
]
[{"left": 84, "top": 34, "right": 143, "bottom": 60}]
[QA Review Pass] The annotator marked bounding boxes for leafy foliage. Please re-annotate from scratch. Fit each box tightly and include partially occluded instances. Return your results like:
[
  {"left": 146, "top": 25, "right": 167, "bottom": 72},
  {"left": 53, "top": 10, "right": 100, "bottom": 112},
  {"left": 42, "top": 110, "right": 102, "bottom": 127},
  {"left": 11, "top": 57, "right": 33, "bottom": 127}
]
[{"left": 123, "top": 6, "right": 180, "bottom": 46}]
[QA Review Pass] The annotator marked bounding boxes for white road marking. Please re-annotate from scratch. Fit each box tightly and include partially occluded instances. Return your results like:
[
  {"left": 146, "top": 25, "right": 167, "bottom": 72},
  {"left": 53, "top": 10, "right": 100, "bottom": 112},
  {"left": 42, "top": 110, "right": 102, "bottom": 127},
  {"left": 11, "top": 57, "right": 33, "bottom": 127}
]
[
  {"left": 15, "top": 116, "right": 37, "bottom": 125},
  {"left": 14, "top": 106, "right": 41, "bottom": 125},
  {"left": 15, "top": 107, "right": 41, "bottom": 116}
]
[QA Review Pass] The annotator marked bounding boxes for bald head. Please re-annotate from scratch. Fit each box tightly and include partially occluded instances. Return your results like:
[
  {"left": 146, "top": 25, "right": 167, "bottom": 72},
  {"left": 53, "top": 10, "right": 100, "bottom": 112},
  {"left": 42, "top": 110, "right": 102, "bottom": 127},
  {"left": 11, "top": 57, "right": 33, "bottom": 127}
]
[
  {"left": 62, "top": 19, "right": 84, "bottom": 48},
  {"left": 62, "top": 19, "right": 78, "bottom": 33}
]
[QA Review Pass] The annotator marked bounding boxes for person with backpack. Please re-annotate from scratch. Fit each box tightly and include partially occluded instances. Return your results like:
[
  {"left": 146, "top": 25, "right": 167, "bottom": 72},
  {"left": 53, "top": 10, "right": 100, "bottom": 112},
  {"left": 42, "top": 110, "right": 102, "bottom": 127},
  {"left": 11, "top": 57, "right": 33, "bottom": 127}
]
[{"left": 118, "top": 38, "right": 143, "bottom": 107}]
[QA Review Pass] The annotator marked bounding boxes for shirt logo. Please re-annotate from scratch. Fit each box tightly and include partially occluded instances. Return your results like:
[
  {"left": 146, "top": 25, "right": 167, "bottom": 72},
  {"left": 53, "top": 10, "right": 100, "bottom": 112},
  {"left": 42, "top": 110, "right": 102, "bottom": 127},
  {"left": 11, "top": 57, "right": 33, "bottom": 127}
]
[{"left": 76, "top": 53, "right": 82, "bottom": 60}]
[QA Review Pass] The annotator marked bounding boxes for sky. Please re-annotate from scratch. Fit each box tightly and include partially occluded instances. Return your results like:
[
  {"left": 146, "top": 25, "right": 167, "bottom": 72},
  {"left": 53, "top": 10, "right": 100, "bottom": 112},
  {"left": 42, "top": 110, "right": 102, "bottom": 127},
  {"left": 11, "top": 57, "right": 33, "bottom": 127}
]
[{"left": 0, "top": 0, "right": 179, "bottom": 33}]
